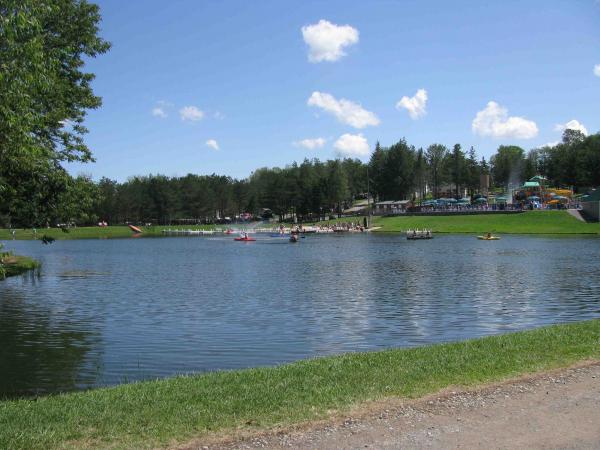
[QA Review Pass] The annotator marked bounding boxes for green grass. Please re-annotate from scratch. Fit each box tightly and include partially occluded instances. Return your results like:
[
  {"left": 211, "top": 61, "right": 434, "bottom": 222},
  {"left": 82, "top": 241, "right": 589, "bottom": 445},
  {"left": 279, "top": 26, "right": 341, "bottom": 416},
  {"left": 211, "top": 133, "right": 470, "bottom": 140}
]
[
  {"left": 306, "top": 211, "right": 599, "bottom": 234},
  {"left": 372, "top": 211, "right": 600, "bottom": 234},
  {"left": 1, "top": 320, "right": 599, "bottom": 449},
  {"left": 0, "top": 254, "right": 39, "bottom": 278},
  {"left": 1, "top": 212, "right": 598, "bottom": 240},
  {"left": 0, "top": 225, "right": 221, "bottom": 240}
]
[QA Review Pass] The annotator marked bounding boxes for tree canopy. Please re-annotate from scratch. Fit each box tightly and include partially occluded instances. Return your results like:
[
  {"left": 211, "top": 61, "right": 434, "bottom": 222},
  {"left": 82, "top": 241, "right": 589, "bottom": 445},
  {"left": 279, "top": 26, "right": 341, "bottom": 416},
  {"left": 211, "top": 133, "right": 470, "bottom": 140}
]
[{"left": 0, "top": 0, "right": 110, "bottom": 226}]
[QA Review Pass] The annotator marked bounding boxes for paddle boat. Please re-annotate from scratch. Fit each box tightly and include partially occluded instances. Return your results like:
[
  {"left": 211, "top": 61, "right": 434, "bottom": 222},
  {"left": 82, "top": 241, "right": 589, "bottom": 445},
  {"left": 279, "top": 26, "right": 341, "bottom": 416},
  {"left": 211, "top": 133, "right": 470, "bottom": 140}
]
[
  {"left": 234, "top": 232, "right": 255, "bottom": 242},
  {"left": 477, "top": 233, "right": 500, "bottom": 240},
  {"left": 128, "top": 224, "right": 142, "bottom": 233},
  {"left": 406, "top": 229, "right": 433, "bottom": 240}
]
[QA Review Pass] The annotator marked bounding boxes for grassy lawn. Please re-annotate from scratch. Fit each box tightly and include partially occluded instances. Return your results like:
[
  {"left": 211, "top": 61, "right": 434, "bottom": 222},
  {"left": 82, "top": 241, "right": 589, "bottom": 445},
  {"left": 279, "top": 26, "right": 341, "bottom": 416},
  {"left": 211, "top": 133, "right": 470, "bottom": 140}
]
[
  {"left": 307, "top": 211, "right": 599, "bottom": 234},
  {"left": 0, "top": 212, "right": 598, "bottom": 240},
  {"left": 372, "top": 211, "right": 600, "bottom": 234},
  {"left": 1, "top": 320, "right": 598, "bottom": 449},
  {"left": 0, "top": 225, "right": 222, "bottom": 240}
]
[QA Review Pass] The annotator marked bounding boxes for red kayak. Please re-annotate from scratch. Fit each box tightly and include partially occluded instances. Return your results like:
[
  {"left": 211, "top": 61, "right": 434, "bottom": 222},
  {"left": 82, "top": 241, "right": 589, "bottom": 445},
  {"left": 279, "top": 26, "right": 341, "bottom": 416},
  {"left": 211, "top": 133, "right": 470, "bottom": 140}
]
[
  {"left": 128, "top": 224, "right": 143, "bottom": 233},
  {"left": 234, "top": 237, "right": 256, "bottom": 242}
]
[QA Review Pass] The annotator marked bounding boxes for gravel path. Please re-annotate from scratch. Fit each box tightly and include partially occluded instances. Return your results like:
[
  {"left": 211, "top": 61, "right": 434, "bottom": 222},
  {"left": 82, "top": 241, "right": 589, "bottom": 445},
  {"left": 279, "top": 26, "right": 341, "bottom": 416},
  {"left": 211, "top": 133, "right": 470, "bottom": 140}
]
[{"left": 189, "top": 362, "right": 600, "bottom": 450}]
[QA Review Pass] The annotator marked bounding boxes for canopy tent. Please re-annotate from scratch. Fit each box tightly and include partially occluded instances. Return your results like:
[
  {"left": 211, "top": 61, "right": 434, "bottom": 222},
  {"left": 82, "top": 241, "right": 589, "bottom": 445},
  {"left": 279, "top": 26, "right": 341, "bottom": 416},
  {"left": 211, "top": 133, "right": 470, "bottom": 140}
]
[
  {"left": 474, "top": 197, "right": 488, "bottom": 203},
  {"left": 529, "top": 175, "right": 547, "bottom": 182},
  {"left": 527, "top": 196, "right": 540, "bottom": 201},
  {"left": 523, "top": 181, "right": 540, "bottom": 188},
  {"left": 495, "top": 196, "right": 508, "bottom": 203}
]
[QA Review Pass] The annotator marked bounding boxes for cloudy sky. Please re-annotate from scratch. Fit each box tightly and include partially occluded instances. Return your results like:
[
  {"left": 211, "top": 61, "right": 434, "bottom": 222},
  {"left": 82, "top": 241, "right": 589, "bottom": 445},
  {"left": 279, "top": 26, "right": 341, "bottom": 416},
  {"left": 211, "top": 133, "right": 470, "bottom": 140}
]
[{"left": 72, "top": 0, "right": 600, "bottom": 180}]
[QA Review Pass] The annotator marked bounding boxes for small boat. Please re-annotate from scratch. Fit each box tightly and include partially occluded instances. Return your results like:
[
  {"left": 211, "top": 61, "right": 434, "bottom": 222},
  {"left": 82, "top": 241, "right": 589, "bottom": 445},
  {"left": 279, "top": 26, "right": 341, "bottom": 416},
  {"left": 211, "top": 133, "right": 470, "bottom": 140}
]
[
  {"left": 234, "top": 232, "right": 255, "bottom": 242},
  {"left": 224, "top": 228, "right": 234, "bottom": 235},
  {"left": 477, "top": 235, "right": 500, "bottom": 240},
  {"left": 128, "top": 224, "right": 143, "bottom": 233},
  {"left": 406, "top": 229, "right": 433, "bottom": 240}
]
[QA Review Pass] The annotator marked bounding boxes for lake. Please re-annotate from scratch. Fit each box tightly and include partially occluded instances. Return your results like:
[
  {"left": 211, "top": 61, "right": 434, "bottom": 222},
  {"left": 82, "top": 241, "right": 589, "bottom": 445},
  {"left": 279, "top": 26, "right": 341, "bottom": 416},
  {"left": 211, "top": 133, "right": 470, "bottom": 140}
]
[{"left": 1, "top": 233, "right": 599, "bottom": 398}]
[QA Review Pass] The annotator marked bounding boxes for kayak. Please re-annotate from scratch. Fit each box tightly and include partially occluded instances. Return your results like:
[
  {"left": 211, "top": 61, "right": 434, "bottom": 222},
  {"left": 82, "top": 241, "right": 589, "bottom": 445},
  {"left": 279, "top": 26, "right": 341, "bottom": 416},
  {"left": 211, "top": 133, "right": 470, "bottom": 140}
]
[
  {"left": 477, "top": 236, "right": 500, "bottom": 240},
  {"left": 234, "top": 237, "right": 256, "bottom": 242},
  {"left": 128, "top": 224, "right": 143, "bottom": 233}
]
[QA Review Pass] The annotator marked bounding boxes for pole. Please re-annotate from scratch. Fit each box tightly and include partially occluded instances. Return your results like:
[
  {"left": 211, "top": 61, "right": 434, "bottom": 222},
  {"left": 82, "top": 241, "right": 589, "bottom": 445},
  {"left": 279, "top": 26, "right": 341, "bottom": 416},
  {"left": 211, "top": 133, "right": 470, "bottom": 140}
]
[{"left": 366, "top": 165, "right": 370, "bottom": 228}]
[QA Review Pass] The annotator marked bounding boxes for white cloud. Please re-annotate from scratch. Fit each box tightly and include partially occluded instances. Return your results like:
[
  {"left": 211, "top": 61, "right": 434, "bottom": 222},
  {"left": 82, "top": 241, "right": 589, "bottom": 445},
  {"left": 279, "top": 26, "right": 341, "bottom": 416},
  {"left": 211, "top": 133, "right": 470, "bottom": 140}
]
[
  {"left": 301, "top": 19, "right": 359, "bottom": 63},
  {"left": 293, "top": 137, "right": 326, "bottom": 149},
  {"left": 180, "top": 106, "right": 205, "bottom": 121},
  {"left": 152, "top": 107, "right": 167, "bottom": 118},
  {"left": 594, "top": 64, "right": 600, "bottom": 77},
  {"left": 472, "top": 101, "right": 538, "bottom": 139},
  {"left": 205, "top": 139, "right": 219, "bottom": 150},
  {"left": 554, "top": 119, "right": 588, "bottom": 136},
  {"left": 396, "top": 89, "right": 428, "bottom": 119},
  {"left": 307, "top": 91, "right": 380, "bottom": 129},
  {"left": 333, "top": 133, "right": 370, "bottom": 157}
]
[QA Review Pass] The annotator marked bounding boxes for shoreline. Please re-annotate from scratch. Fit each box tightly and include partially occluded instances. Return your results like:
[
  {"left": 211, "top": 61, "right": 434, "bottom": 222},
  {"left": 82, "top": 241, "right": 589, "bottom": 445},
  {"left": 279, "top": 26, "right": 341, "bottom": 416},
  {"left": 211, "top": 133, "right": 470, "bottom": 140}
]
[
  {"left": 1, "top": 210, "right": 599, "bottom": 241},
  {"left": 1, "top": 320, "right": 598, "bottom": 449},
  {"left": 0, "top": 254, "right": 39, "bottom": 279}
]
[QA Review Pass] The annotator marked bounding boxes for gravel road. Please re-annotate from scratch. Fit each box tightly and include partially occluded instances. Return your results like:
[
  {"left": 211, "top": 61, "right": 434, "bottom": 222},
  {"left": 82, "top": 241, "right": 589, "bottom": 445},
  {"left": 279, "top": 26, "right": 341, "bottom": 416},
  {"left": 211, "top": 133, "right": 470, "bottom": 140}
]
[{"left": 185, "top": 362, "right": 600, "bottom": 450}]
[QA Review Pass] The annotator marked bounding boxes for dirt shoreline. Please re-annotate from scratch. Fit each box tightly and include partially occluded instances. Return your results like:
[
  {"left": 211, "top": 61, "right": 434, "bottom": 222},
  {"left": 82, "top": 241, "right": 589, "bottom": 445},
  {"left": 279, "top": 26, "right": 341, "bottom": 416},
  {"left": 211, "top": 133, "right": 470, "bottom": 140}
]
[{"left": 182, "top": 361, "right": 600, "bottom": 450}]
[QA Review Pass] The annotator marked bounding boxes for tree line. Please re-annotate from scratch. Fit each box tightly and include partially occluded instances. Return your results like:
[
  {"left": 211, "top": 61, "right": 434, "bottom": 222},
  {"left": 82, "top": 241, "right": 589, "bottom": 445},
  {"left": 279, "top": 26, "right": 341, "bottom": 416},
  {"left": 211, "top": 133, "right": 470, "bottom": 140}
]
[{"left": 2, "top": 129, "right": 598, "bottom": 227}]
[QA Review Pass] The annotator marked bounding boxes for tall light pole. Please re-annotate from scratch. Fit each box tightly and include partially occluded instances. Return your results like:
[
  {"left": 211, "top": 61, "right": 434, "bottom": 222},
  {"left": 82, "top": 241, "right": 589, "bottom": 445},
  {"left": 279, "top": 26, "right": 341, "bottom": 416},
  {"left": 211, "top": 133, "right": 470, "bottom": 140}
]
[{"left": 366, "top": 165, "right": 371, "bottom": 228}]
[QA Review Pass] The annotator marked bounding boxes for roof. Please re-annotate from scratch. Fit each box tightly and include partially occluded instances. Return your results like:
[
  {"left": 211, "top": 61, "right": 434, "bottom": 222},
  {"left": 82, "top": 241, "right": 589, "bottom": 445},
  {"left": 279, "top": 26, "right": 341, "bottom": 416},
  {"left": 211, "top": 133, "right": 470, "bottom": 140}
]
[
  {"left": 375, "top": 200, "right": 410, "bottom": 206},
  {"left": 523, "top": 181, "right": 540, "bottom": 188},
  {"left": 343, "top": 206, "right": 367, "bottom": 213},
  {"left": 582, "top": 189, "right": 600, "bottom": 202}
]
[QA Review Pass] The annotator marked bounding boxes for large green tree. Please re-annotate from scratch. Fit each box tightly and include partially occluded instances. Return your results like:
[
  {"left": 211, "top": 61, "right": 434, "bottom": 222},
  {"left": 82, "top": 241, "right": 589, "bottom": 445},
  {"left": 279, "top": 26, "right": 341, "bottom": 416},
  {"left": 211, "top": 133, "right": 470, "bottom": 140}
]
[
  {"left": 490, "top": 145, "right": 526, "bottom": 188},
  {"left": 0, "top": 0, "right": 110, "bottom": 226},
  {"left": 425, "top": 144, "right": 447, "bottom": 198}
]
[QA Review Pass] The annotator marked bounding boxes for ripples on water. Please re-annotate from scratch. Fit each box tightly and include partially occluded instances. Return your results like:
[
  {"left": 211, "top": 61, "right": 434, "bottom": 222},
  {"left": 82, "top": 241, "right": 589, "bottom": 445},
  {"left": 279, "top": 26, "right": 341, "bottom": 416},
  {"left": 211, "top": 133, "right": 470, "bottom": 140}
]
[{"left": 1, "top": 234, "right": 599, "bottom": 397}]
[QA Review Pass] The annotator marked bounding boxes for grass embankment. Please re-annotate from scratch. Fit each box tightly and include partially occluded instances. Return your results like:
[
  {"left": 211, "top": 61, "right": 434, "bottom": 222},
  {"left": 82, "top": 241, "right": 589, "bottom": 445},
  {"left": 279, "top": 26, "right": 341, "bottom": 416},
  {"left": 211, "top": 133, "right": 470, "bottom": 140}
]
[
  {"left": 373, "top": 211, "right": 600, "bottom": 234},
  {"left": 313, "top": 211, "right": 599, "bottom": 234},
  {"left": 0, "top": 224, "right": 219, "bottom": 240},
  {"left": 1, "top": 320, "right": 599, "bottom": 449},
  {"left": 0, "top": 212, "right": 598, "bottom": 240},
  {"left": 0, "top": 254, "right": 39, "bottom": 279}
]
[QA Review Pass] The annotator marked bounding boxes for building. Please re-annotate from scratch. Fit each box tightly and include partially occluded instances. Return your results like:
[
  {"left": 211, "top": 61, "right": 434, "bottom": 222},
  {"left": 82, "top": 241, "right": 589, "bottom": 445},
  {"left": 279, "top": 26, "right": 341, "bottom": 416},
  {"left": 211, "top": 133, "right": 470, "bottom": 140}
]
[
  {"left": 374, "top": 200, "right": 411, "bottom": 215},
  {"left": 581, "top": 189, "right": 600, "bottom": 221}
]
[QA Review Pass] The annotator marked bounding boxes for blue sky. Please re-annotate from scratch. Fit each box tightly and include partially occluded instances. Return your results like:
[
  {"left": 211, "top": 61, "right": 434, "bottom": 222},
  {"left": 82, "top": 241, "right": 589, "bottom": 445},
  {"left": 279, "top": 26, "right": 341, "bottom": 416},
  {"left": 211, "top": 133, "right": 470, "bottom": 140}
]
[{"left": 71, "top": 0, "right": 600, "bottom": 181}]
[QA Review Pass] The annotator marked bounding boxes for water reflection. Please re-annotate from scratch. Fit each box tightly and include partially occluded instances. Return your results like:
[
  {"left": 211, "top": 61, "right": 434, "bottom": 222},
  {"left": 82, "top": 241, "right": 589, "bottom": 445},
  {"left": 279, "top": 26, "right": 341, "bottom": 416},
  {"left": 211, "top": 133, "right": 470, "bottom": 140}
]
[
  {"left": 0, "top": 287, "right": 101, "bottom": 398},
  {"left": 0, "top": 234, "right": 599, "bottom": 397}
]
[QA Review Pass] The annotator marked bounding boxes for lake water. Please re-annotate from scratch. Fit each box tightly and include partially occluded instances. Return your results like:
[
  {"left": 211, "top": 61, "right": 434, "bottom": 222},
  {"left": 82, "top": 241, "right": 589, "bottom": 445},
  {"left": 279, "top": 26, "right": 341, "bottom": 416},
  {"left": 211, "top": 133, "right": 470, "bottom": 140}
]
[{"left": 1, "top": 234, "right": 599, "bottom": 397}]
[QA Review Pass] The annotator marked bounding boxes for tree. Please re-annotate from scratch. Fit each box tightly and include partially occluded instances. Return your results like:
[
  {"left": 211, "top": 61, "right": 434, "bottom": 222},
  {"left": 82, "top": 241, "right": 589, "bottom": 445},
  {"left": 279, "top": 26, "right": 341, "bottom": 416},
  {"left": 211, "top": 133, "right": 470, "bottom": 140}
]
[
  {"left": 426, "top": 144, "right": 448, "bottom": 198},
  {"left": 369, "top": 141, "right": 388, "bottom": 201},
  {"left": 465, "top": 147, "right": 480, "bottom": 198},
  {"left": 448, "top": 143, "right": 466, "bottom": 198},
  {"left": 383, "top": 139, "right": 416, "bottom": 200},
  {"left": 490, "top": 145, "right": 526, "bottom": 188},
  {"left": 414, "top": 148, "right": 427, "bottom": 200},
  {"left": 0, "top": 0, "right": 110, "bottom": 225}
]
